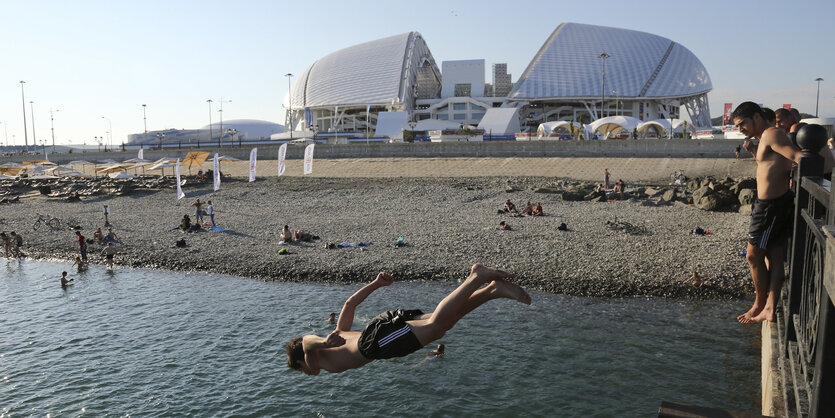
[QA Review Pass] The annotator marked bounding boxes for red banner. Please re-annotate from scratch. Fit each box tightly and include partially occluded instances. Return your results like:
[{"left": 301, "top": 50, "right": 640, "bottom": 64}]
[
  {"left": 723, "top": 103, "right": 733, "bottom": 125},
  {"left": 783, "top": 104, "right": 791, "bottom": 110}
]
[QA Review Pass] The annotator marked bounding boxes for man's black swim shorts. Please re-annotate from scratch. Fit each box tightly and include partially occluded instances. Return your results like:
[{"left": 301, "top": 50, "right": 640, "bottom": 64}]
[{"left": 358, "top": 309, "right": 424, "bottom": 360}]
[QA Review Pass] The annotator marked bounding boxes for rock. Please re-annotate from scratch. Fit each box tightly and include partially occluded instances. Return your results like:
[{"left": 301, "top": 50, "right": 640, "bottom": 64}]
[
  {"left": 661, "top": 189, "right": 677, "bottom": 202},
  {"left": 560, "top": 191, "right": 585, "bottom": 202},
  {"left": 686, "top": 179, "right": 701, "bottom": 191},
  {"left": 738, "top": 204, "right": 753, "bottom": 215},
  {"left": 533, "top": 187, "right": 560, "bottom": 194},
  {"left": 737, "top": 189, "right": 756, "bottom": 205},
  {"left": 692, "top": 185, "right": 714, "bottom": 203},
  {"left": 644, "top": 187, "right": 661, "bottom": 197},
  {"left": 695, "top": 190, "right": 737, "bottom": 211},
  {"left": 506, "top": 186, "right": 521, "bottom": 193}
]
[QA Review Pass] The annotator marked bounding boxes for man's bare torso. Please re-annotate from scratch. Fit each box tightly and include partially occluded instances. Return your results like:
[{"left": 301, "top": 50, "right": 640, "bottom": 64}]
[
  {"left": 755, "top": 128, "right": 793, "bottom": 200},
  {"left": 307, "top": 331, "right": 371, "bottom": 373}
]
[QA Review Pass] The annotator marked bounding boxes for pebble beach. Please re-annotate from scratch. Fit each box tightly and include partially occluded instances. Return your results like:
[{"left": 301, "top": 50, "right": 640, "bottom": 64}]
[{"left": 1, "top": 157, "right": 755, "bottom": 300}]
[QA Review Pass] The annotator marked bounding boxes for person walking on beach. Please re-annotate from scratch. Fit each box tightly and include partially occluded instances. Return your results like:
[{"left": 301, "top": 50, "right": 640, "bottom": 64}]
[
  {"left": 734, "top": 102, "right": 801, "bottom": 323},
  {"left": 286, "top": 264, "right": 531, "bottom": 375},
  {"left": 603, "top": 168, "right": 610, "bottom": 190},
  {"left": 1, "top": 232, "right": 11, "bottom": 258},
  {"left": 11, "top": 232, "right": 23, "bottom": 257},
  {"left": 101, "top": 242, "right": 117, "bottom": 269},
  {"left": 734, "top": 144, "right": 741, "bottom": 160},
  {"left": 206, "top": 200, "right": 215, "bottom": 226},
  {"left": 192, "top": 199, "right": 204, "bottom": 225},
  {"left": 76, "top": 231, "right": 88, "bottom": 262}
]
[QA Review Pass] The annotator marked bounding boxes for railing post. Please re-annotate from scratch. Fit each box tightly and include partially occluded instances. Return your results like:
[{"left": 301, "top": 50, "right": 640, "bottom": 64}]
[
  {"left": 786, "top": 125, "right": 825, "bottom": 348},
  {"left": 811, "top": 226, "right": 835, "bottom": 417}
]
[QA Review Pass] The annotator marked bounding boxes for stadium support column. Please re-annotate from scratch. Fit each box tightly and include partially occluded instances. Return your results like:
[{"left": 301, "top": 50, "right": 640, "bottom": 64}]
[{"left": 285, "top": 73, "right": 294, "bottom": 140}]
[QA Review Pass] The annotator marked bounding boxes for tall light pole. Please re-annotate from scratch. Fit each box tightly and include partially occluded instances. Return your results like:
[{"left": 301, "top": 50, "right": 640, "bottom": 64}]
[
  {"left": 217, "top": 98, "right": 231, "bottom": 143},
  {"left": 815, "top": 77, "right": 824, "bottom": 117},
  {"left": 285, "top": 73, "right": 294, "bottom": 139},
  {"left": 207, "top": 99, "right": 215, "bottom": 147},
  {"left": 142, "top": 104, "right": 148, "bottom": 145},
  {"left": 598, "top": 53, "right": 610, "bottom": 120},
  {"left": 50, "top": 108, "right": 59, "bottom": 149},
  {"left": 29, "top": 101, "right": 37, "bottom": 149},
  {"left": 102, "top": 116, "right": 112, "bottom": 150},
  {"left": 20, "top": 81, "right": 28, "bottom": 151}
]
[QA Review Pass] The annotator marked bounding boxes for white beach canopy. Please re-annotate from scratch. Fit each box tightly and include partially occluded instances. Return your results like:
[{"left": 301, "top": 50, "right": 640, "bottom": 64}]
[{"left": 588, "top": 116, "right": 642, "bottom": 138}]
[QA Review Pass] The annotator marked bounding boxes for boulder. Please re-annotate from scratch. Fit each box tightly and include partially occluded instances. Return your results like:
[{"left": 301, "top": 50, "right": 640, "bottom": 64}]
[
  {"left": 560, "top": 192, "right": 585, "bottom": 202},
  {"left": 737, "top": 188, "right": 756, "bottom": 205},
  {"left": 661, "top": 189, "right": 677, "bottom": 202},
  {"left": 686, "top": 179, "right": 701, "bottom": 191},
  {"left": 738, "top": 204, "right": 753, "bottom": 215},
  {"left": 644, "top": 187, "right": 662, "bottom": 197},
  {"left": 692, "top": 185, "right": 714, "bottom": 203},
  {"left": 533, "top": 187, "right": 560, "bottom": 194},
  {"left": 695, "top": 190, "right": 738, "bottom": 211}
]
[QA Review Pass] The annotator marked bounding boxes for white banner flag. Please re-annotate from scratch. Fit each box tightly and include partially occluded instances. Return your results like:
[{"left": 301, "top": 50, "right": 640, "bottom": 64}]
[
  {"left": 277, "top": 143, "right": 287, "bottom": 177},
  {"left": 45, "top": 147, "right": 49, "bottom": 162},
  {"left": 248, "top": 147, "right": 258, "bottom": 182},
  {"left": 138, "top": 148, "right": 144, "bottom": 160},
  {"left": 303, "top": 144, "right": 315, "bottom": 175},
  {"left": 175, "top": 159, "right": 185, "bottom": 200},
  {"left": 213, "top": 153, "right": 220, "bottom": 191}
]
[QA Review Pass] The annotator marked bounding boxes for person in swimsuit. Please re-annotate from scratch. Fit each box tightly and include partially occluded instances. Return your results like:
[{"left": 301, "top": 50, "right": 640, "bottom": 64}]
[
  {"left": 735, "top": 102, "right": 802, "bottom": 323},
  {"left": 286, "top": 264, "right": 531, "bottom": 375},
  {"left": 61, "top": 271, "right": 74, "bottom": 288},
  {"left": 426, "top": 343, "right": 445, "bottom": 358},
  {"left": 101, "top": 242, "right": 117, "bottom": 269}
]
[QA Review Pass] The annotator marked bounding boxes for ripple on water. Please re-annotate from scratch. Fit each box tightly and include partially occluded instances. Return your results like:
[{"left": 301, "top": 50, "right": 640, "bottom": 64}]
[{"left": 0, "top": 260, "right": 759, "bottom": 415}]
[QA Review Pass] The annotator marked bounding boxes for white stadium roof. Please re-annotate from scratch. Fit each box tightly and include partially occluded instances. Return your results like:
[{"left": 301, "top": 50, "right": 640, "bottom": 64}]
[
  {"left": 509, "top": 22, "right": 711, "bottom": 101},
  {"left": 288, "top": 32, "right": 440, "bottom": 109}
]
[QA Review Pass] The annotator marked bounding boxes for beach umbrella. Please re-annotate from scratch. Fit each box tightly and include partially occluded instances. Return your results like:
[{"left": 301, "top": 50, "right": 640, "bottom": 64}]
[
  {"left": 0, "top": 162, "right": 23, "bottom": 168},
  {"left": 0, "top": 167, "right": 23, "bottom": 176},
  {"left": 147, "top": 160, "right": 178, "bottom": 176},
  {"left": 22, "top": 159, "right": 56, "bottom": 166},
  {"left": 0, "top": 174, "right": 16, "bottom": 179},
  {"left": 182, "top": 151, "right": 210, "bottom": 175},
  {"left": 96, "top": 164, "right": 131, "bottom": 174},
  {"left": 58, "top": 170, "right": 92, "bottom": 178}
]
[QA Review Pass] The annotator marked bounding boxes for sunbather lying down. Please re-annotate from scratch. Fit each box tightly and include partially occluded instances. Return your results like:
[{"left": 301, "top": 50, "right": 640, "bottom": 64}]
[{"left": 286, "top": 264, "right": 531, "bottom": 375}]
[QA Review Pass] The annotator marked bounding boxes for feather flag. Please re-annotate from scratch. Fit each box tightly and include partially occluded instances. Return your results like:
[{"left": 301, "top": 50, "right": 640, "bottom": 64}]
[
  {"left": 248, "top": 148, "right": 257, "bottom": 182},
  {"left": 303, "top": 144, "right": 314, "bottom": 175},
  {"left": 278, "top": 143, "right": 287, "bottom": 177},
  {"left": 175, "top": 159, "right": 185, "bottom": 200},
  {"left": 213, "top": 153, "right": 220, "bottom": 191}
]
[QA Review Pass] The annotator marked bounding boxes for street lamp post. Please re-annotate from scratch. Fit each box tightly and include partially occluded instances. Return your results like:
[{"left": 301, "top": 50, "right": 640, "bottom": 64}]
[
  {"left": 156, "top": 132, "right": 165, "bottom": 150},
  {"left": 285, "top": 73, "right": 294, "bottom": 140},
  {"left": 142, "top": 104, "right": 148, "bottom": 145},
  {"left": 102, "top": 116, "right": 112, "bottom": 151},
  {"left": 20, "top": 81, "right": 28, "bottom": 151},
  {"left": 815, "top": 77, "right": 824, "bottom": 117},
  {"left": 217, "top": 98, "right": 231, "bottom": 144},
  {"left": 95, "top": 136, "right": 101, "bottom": 152},
  {"left": 207, "top": 99, "right": 216, "bottom": 147},
  {"left": 598, "top": 53, "right": 609, "bottom": 120},
  {"left": 50, "top": 109, "right": 59, "bottom": 149},
  {"left": 29, "top": 101, "right": 37, "bottom": 149}
]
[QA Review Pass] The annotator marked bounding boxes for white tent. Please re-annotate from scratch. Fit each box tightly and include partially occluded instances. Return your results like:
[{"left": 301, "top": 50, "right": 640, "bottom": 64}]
[
  {"left": 477, "top": 108, "right": 521, "bottom": 136},
  {"left": 536, "top": 121, "right": 588, "bottom": 138},
  {"left": 589, "top": 116, "right": 642, "bottom": 138}
]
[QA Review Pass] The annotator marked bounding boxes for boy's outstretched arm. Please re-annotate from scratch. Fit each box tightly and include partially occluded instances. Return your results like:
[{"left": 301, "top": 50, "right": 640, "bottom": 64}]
[{"left": 336, "top": 272, "right": 394, "bottom": 332}]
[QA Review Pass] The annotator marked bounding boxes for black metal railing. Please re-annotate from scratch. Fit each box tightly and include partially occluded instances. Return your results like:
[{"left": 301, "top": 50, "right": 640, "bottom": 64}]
[{"left": 780, "top": 125, "right": 835, "bottom": 417}]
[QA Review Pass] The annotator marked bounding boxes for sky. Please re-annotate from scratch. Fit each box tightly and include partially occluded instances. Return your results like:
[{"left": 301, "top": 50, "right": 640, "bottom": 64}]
[{"left": 1, "top": 0, "right": 834, "bottom": 147}]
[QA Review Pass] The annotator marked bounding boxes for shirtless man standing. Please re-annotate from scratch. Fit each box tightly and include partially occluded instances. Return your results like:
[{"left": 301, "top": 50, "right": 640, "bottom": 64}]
[
  {"left": 777, "top": 108, "right": 833, "bottom": 179},
  {"left": 734, "top": 102, "right": 802, "bottom": 323},
  {"left": 286, "top": 264, "right": 531, "bottom": 375}
]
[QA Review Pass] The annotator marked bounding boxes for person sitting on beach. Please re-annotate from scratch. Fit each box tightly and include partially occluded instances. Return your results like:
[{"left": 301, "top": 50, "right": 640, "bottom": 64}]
[
  {"left": 281, "top": 225, "right": 293, "bottom": 243},
  {"left": 595, "top": 184, "right": 605, "bottom": 193},
  {"left": 105, "top": 228, "right": 119, "bottom": 242},
  {"left": 294, "top": 230, "right": 315, "bottom": 242},
  {"left": 197, "top": 169, "right": 205, "bottom": 179},
  {"left": 532, "top": 203, "right": 544, "bottom": 216},
  {"left": 181, "top": 215, "right": 192, "bottom": 232},
  {"left": 73, "top": 256, "right": 87, "bottom": 273},
  {"left": 498, "top": 221, "right": 511, "bottom": 231},
  {"left": 504, "top": 199, "right": 517, "bottom": 214},
  {"left": 285, "top": 264, "right": 531, "bottom": 375},
  {"left": 61, "top": 271, "right": 74, "bottom": 288},
  {"left": 523, "top": 201, "right": 533, "bottom": 216},
  {"left": 683, "top": 269, "right": 709, "bottom": 288},
  {"left": 426, "top": 343, "right": 445, "bottom": 358},
  {"left": 93, "top": 228, "right": 106, "bottom": 244}
]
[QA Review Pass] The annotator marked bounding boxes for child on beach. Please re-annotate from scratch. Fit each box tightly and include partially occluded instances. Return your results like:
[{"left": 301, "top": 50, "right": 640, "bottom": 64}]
[
  {"left": 101, "top": 242, "right": 117, "bottom": 269},
  {"left": 286, "top": 264, "right": 531, "bottom": 375},
  {"left": 61, "top": 271, "right": 74, "bottom": 288},
  {"left": 94, "top": 228, "right": 105, "bottom": 244}
]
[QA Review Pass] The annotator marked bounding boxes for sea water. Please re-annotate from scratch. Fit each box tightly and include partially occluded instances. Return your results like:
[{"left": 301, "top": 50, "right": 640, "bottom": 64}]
[{"left": 0, "top": 260, "right": 759, "bottom": 416}]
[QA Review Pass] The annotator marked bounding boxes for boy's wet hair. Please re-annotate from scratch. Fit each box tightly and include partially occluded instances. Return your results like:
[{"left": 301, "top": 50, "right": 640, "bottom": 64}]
[
  {"left": 731, "top": 101, "right": 764, "bottom": 121},
  {"left": 286, "top": 336, "right": 304, "bottom": 370}
]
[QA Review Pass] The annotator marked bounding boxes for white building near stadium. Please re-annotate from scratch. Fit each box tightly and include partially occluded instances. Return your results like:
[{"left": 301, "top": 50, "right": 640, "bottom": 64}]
[{"left": 284, "top": 22, "right": 713, "bottom": 140}]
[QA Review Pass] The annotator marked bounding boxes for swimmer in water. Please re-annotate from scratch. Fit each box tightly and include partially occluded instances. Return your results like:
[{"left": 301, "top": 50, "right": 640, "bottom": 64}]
[
  {"left": 286, "top": 264, "right": 531, "bottom": 375},
  {"left": 60, "top": 271, "right": 74, "bottom": 288},
  {"left": 326, "top": 312, "right": 336, "bottom": 323}
]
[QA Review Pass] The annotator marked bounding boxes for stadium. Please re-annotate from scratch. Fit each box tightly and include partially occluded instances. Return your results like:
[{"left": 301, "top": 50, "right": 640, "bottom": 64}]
[{"left": 284, "top": 22, "right": 712, "bottom": 141}]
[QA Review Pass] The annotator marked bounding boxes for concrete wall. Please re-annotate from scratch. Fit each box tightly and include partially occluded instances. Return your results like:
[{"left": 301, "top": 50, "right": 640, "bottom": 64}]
[{"left": 1, "top": 139, "right": 746, "bottom": 166}]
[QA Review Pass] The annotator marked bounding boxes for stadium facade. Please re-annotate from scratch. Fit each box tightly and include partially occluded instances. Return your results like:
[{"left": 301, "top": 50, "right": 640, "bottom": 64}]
[
  {"left": 285, "top": 22, "right": 712, "bottom": 138},
  {"left": 126, "top": 119, "right": 284, "bottom": 146}
]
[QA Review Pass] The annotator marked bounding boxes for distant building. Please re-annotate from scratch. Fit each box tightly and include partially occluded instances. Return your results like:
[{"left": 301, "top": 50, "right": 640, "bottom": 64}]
[
  {"left": 283, "top": 22, "right": 712, "bottom": 137},
  {"left": 126, "top": 119, "right": 284, "bottom": 145}
]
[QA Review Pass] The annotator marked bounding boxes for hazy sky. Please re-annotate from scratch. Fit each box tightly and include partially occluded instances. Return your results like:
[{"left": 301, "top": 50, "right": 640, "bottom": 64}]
[{"left": 1, "top": 0, "right": 833, "bottom": 146}]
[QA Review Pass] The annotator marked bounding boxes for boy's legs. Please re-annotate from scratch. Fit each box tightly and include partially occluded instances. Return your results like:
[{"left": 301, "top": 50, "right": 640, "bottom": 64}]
[
  {"left": 409, "top": 264, "right": 530, "bottom": 345},
  {"left": 749, "top": 246, "right": 785, "bottom": 323}
]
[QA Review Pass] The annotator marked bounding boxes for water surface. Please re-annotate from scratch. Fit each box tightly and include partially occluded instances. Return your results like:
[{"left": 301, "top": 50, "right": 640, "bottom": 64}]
[{"left": 0, "top": 260, "right": 759, "bottom": 416}]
